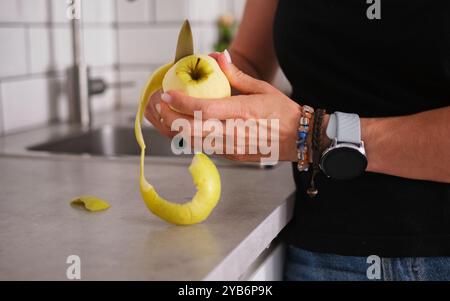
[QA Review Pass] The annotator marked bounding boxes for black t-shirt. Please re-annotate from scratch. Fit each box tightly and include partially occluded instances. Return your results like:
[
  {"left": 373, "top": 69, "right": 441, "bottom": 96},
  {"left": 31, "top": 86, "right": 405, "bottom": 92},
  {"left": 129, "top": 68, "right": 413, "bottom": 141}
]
[{"left": 273, "top": 0, "right": 450, "bottom": 256}]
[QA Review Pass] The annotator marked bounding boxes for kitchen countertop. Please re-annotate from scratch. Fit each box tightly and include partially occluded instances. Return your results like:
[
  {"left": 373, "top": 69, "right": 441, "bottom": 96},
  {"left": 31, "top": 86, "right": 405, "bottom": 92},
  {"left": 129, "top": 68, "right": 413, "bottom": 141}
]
[{"left": 0, "top": 111, "right": 296, "bottom": 280}]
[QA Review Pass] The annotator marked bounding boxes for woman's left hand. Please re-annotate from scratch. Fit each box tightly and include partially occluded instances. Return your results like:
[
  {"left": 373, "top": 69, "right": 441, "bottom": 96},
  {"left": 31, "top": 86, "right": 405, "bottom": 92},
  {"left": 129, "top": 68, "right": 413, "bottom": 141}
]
[{"left": 156, "top": 52, "right": 302, "bottom": 163}]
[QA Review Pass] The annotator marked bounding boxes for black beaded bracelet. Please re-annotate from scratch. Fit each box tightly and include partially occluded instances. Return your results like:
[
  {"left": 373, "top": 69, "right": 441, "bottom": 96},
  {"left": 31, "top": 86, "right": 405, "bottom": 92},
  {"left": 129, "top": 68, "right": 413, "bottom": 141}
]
[{"left": 307, "top": 108, "right": 326, "bottom": 198}]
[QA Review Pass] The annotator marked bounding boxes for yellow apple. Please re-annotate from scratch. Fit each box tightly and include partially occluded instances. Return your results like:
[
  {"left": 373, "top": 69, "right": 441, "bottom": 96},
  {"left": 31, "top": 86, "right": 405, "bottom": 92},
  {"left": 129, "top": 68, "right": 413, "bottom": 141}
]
[{"left": 162, "top": 54, "right": 231, "bottom": 99}]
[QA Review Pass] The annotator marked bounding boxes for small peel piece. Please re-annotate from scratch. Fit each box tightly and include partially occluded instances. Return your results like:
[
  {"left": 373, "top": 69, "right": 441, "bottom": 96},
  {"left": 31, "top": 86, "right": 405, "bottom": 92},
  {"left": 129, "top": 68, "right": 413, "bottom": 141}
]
[{"left": 70, "top": 196, "right": 110, "bottom": 212}]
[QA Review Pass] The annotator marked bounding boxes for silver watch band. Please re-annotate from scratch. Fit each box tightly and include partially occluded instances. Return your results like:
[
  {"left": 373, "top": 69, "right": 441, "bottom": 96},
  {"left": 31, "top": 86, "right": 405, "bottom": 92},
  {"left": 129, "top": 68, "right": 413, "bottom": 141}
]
[{"left": 326, "top": 111, "right": 361, "bottom": 144}]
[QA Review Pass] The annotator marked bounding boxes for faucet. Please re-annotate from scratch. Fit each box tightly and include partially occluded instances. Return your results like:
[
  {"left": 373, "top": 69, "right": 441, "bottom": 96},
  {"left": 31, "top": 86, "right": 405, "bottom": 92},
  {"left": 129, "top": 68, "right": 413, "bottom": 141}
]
[{"left": 67, "top": 0, "right": 133, "bottom": 128}]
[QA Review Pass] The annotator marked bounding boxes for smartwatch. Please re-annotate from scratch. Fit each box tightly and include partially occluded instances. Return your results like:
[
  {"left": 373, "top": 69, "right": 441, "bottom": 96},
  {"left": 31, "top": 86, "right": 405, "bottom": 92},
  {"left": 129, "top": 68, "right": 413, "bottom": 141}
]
[{"left": 320, "top": 112, "right": 367, "bottom": 180}]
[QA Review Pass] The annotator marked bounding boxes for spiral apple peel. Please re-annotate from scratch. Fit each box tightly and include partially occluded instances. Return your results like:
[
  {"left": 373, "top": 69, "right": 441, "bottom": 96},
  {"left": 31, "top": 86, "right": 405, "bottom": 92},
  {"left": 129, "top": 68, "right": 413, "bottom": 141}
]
[{"left": 134, "top": 21, "right": 229, "bottom": 225}]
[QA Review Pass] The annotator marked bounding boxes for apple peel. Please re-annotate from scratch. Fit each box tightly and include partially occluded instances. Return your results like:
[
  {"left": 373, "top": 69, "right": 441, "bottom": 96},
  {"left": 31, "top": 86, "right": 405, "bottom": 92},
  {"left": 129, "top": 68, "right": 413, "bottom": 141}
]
[
  {"left": 135, "top": 62, "right": 222, "bottom": 225},
  {"left": 70, "top": 195, "right": 110, "bottom": 212}
]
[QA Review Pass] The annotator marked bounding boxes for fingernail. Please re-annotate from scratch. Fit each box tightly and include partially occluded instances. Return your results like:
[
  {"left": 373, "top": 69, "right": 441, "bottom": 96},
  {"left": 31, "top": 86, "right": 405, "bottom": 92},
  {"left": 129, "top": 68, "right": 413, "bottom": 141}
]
[
  {"left": 160, "top": 118, "right": 164, "bottom": 124},
  {"left": 155, "top": 103, "right": 161, "bottom": 114},
  {"left": 223, "top": 49, "right": 232, "bottom": 64},
  {"left": 161, "top": 93, "right": 172, "bottom": 103}
]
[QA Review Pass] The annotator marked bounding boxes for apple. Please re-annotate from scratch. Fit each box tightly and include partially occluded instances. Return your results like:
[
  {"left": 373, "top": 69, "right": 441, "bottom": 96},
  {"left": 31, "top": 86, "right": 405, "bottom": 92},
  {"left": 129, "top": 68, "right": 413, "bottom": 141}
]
[
  {"left": 135, "top": 55, "right": 225, "bottom": 225},
  {"left": 134, "top": 21, "right": 229, "bottom": 225},
  {"left": 162, "top": 54, "right": 231, "bottom": 99}
]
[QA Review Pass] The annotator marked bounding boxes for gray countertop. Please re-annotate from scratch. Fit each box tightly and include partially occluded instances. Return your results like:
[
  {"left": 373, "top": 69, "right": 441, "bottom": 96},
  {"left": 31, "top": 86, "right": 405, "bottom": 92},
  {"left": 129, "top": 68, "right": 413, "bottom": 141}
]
[{"left": 0, "top": 150, "right": 295, "bottom": 280}]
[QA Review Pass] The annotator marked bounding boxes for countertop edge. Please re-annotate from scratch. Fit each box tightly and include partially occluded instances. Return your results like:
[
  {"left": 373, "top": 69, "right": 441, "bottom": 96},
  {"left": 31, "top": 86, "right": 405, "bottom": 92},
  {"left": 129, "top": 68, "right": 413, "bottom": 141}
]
[{"left": 203, "top": 193, "right": 295, "bottom": 281}]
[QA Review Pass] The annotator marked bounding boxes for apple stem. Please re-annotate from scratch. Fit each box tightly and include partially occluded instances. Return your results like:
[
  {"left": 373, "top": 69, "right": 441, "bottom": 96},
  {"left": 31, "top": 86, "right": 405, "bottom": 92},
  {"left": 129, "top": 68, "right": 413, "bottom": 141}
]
[{"left": 194, "top": 58, "right": 201, "bottom": 70}]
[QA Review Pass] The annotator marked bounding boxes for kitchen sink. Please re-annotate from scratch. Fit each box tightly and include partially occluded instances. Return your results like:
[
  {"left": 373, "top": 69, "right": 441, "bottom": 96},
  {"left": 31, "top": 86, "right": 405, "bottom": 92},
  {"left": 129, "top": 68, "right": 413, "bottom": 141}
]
[
  {"left": 26, "top": 125, "right": 275, "bottom": 168},
  {"left": 28, "top": 126, "right": 184, "bottom": 157}
]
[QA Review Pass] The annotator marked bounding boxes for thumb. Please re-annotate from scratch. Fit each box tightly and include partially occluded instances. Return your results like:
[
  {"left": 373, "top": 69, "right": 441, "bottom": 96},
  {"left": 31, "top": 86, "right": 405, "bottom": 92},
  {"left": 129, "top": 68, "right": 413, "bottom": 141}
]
[{"left": 212, "top": 51, "right": 276, "bottom": 95}]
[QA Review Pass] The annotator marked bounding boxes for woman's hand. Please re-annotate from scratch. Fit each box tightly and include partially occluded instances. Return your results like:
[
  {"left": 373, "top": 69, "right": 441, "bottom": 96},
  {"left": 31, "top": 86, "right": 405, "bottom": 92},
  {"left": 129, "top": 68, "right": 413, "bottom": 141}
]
[{"left": 145, "top": 52, "right": 302, "bottom": 163}]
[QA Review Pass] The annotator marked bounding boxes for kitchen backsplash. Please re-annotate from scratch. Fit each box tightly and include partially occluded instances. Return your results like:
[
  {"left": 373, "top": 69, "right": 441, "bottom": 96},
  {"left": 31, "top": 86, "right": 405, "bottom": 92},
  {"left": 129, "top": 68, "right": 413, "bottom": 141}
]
[
  {"left": 0, "top": 0, "right": 247, "bottom": 135},
  {"left": 117, "top": 0, "right": 246, "bottom": 107}
]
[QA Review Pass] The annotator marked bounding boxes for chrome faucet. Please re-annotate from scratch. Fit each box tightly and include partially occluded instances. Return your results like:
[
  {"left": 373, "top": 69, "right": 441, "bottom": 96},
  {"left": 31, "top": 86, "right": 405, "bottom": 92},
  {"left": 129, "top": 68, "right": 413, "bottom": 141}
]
[{"left": 67, "top": 0, "right": 133, "bottom": 128}]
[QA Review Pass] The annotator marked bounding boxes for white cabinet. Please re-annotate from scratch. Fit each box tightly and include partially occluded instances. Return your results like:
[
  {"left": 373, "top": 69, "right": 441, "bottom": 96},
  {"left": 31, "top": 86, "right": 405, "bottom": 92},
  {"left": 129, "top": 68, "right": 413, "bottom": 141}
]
[{"left": 241, "top": 241, "right": 285, "bottom": 281}]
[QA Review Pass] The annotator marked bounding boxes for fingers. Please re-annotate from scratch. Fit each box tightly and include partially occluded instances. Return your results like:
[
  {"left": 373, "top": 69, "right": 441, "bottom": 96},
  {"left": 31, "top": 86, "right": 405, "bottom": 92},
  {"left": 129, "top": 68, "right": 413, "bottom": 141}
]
[
  {"left": 144, "top": 89, "right": 161, "bottom": 123},
  {"left": 223, "top": 154, "right": 264, "bottom": 163},
  {"left": 159, "top": 103, "right": 270, "bottom": 161},
  {"left": 143, "top": 90, "right": 173, "bottom": 137},
  {"left": 159, "top": 102, "right": 220, "bottom": 138},
  {"left": 161, "top": 90, "right": 249, "bottom": 120},
  {"left": 208, "top": 52, "right": 221, "bottom": 61}
]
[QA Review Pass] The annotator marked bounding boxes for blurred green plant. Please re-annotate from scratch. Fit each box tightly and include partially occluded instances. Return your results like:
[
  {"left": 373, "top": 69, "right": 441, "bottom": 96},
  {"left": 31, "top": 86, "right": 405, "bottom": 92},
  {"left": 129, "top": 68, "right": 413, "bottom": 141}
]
[{"left": 214, "top": 14, "right": 236, "bottom": 52}]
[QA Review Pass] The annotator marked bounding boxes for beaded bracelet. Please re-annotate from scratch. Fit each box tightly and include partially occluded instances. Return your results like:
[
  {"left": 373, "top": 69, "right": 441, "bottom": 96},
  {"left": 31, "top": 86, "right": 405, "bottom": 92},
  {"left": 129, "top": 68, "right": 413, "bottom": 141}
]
[
  {"left": 297, "top": 105, "right": 314, "bottom": 172},
  {"left": 307, "top": 108, "right": 326, "bottom": 198}
]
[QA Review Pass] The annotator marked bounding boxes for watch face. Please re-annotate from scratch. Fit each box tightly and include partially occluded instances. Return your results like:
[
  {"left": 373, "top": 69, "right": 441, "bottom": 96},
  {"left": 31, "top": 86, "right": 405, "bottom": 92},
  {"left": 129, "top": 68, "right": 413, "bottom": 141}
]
[{"left": 321, "top": 145, "right": 367, "bottom": 180}]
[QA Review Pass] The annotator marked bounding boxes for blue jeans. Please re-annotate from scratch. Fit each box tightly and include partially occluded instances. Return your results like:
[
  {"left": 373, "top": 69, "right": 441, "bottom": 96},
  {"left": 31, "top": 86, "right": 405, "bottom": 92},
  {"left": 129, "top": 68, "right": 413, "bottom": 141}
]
[{"left": 284, "top": 245, "right": 450, "bottom": 281}]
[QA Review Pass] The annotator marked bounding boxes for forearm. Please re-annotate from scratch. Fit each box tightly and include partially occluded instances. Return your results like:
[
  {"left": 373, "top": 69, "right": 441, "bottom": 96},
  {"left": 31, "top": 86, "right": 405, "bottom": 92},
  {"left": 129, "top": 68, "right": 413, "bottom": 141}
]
[
  {"left": 227, "top": 0, "right": 279, "bottom": 83},
  {"left": 358, "top": 106, "right": 450, "bottom": 183}
]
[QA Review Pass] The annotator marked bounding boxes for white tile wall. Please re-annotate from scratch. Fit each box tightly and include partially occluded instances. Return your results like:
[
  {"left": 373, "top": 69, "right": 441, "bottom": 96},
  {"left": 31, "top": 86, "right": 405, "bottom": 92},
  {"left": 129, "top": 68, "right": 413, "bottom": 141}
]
[
  {"left": 155, "top": 0, "right": 188, "bottom": 22},
  {"left": 116, "top": 0, "right": 245, "bottom": 108},
  {"left": 0, "top": 0, "right": 21, "bottom": 22},
  {"left": 21, "top": 0, "right": 50, "bottom": 23},
  {"left": 29, "top": 27, "right": 72, "bottom": 73},
  {"left": 117, "top": 0, "right": 153, "bottom": 23},
  {"left": 0, "top": 0, "right": 118, "bottom": 135},
  {"left": 0, "top": 28, "right": 28, "bottom": 78},
  {"left": 0, "top": 89, "right": 4, "bottom": 135},
  {"left": 0, "top": 0, "right": 246, "bottom": 133},
  {"left": 188, "top": 0, "right": 229, "bottom": 22},
  {"left": 155, "top": 0, "right": 229, "bottom": 22},
  {"left": 84, "top": 27, "right": 117, "bottom": 67},
  {"left": 119, "top": 68, "right": 153, "bottom": 107},
  {"left": 118, "top": 27, "right": 178, "bottom": 65},
  {"left": 232, "top": 0, "right": 247, "bottom": 20},
  {"left": 48, "top": 0, "right": 115, "bottom": 24},
  {"left": 48, "top": 0, "right": 70, "bottom": 24},
  {"left": 117, "top": 0, "right": 234, "bottom": 65},
  {"left": 0, "top": 76, "right": 65, "bottom": 132},
  {"left": 82, "top": 0, "right": 115, "bottom": 24},
  {"left": 0, "top": 0, "right": 71, "bottom": 24},
  {"left": 0, "top": 0, "right": 124, "bottom": 24},
  {"left": 191, "top": 25, "right": 218, "bottom": 54}
]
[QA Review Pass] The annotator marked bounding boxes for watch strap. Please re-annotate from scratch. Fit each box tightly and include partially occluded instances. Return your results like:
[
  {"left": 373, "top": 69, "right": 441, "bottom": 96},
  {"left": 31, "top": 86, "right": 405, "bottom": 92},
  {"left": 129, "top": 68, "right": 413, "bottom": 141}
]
[{"left": 326, "top": 111, "right": 361, "bottom": 144}]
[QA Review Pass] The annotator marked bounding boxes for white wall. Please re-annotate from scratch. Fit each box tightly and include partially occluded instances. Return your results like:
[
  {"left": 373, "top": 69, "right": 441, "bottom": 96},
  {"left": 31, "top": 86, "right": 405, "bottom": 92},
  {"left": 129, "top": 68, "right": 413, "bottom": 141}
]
[
  {"left": 0, "top": 0, "right": 247, "bottom": 135},
  {"left": 0, "top": 0, "right": 119, "bottom": 135}
]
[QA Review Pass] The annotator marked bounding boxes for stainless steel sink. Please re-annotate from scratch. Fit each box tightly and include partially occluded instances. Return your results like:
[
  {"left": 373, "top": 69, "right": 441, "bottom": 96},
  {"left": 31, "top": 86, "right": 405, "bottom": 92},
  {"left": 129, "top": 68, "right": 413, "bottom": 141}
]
[
  {"left": 27, "top": 126, "right": 184, "bottom": 157},
  {"left": 26, "top": 125, "right": 275, "bottom": 168}
]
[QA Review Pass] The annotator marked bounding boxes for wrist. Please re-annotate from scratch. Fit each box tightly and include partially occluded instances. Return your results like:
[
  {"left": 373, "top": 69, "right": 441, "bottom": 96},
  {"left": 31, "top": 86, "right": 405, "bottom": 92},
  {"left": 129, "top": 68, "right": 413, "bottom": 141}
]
[
  {"left": 360, "top": 117, "right": 378, "bottom": 172},
  {"left": 308, "top": 113, "right": 331, "bottom": 161},
  {"left": 286, "top": 103, "right": 302, "bottom": 162}
]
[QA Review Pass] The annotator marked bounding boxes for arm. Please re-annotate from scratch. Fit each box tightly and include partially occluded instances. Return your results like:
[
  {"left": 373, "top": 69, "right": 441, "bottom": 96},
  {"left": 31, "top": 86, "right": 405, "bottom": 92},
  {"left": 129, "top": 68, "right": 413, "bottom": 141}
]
[
  {"left": 228, "top": 0, "right": 279, "bottom": 82},
  {"left": 158, "top": 54, "right": 450, "bottom": 184},
  {"left": 359, "top": 107, "right": 450, "bottom": 183},
  {"left": 233, "top": 1, "right": 449, "bottom": 182}
]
